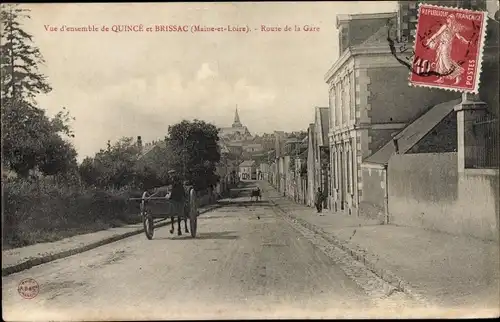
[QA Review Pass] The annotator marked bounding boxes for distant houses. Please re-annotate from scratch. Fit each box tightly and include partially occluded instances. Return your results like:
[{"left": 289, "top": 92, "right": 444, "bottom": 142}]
[{"left": 239, "top": 160, "right": 256, "bottom": 180}]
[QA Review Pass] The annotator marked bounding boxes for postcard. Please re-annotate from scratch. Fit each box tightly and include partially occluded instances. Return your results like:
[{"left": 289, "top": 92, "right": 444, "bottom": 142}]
[{"left": 2, "top": 1, "right": 499, "bottom": 320}]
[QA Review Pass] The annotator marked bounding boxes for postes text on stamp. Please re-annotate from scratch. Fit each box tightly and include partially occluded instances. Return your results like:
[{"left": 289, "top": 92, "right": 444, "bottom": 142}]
[
  {"left": 409, "top": 3, "right": 488, "bottom": 93},
  {"left": 18, "top": 278, "right": 39, "bottom": 299}
]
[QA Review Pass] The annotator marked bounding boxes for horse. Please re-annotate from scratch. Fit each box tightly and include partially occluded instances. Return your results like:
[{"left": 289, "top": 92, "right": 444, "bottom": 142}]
[
  {"left": 169, "top": 202, "right": 189, "bottom": 236},
  {"left": 251, "top": 188, "right": 261, "bottom": 202},
  {"left": 169, "top": 186, "right": 193, "bottom": 236}
]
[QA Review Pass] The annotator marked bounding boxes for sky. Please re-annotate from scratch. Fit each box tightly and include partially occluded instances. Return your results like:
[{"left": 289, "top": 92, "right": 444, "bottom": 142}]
[{"left": 22, "top": 2, "right": 398, "bottom": 161}]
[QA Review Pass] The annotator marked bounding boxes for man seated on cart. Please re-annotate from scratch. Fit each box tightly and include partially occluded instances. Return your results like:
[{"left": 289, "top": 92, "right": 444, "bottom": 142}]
[{"left": 168, "top": 170, "right": 186, "bottom": 203}]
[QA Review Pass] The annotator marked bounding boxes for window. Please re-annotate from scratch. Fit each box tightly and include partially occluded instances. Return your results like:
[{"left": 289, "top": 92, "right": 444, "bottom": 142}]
[
  {"left": 345, "top": 76, "right": 351, "bottom": 124},
  {"left": 340, "top": 80, "right": 346, "bottom": 127},
  {"left": 335, "top": 146, "right": 340, "bottom": 189},
  {"left": 350, "top": 72, "right": 355, "bottom": 122},
  {"left": 329, "top": 88, "right": 336, "bottom": 126},
  {"left": 336, "top": 83, "right": 342, "bottom": 126},
  {"left": 331, "top": 149, "right": 335, "bottom": 194},
  {"left": 349, "top": 142, "right": 355, "bottom": 195},
  {"left": 340, "top": 27, "right": 349, "bottom": 53},
  {"left": 346, "top": 146, "right": 351, "bottom": 194}
]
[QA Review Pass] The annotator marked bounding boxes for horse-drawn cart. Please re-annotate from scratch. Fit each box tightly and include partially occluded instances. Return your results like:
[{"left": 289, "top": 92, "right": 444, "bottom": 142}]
[{"left": 129, "top": 186, "right": 198, "bottom": 240}]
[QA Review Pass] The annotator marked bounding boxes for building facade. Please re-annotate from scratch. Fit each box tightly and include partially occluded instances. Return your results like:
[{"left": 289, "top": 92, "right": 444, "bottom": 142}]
[
  {"left": 325, "top": 12, "right": 459, "bottom": 216},
  {"left": 306, "top": 108, "right": 330, "bottom": 208},
  {"left": 258, "top": 162, "right": 270, "bottom": 180},
  {"left": 314, "top": 107, "right": 330, "bottom": 209},
  {"left": 239, "top": 160, "right": 256, "bottom": 180},
  {"left": 273, "top": 131, "right": 286, "bottom": 193},
  {"left": 306, "top": 123, "right": 316, "bottom": 207}
]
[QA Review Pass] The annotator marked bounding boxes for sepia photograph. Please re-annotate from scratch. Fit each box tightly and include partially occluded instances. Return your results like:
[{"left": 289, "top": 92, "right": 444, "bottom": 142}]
[{"left": 2, "top": 1, "right": 499, "bottom": 320}]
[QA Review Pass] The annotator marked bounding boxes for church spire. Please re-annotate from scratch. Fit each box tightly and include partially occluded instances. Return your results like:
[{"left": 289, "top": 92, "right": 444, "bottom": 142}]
[{"left": 232, "top": 105, "right": 242, "bottom": 128}]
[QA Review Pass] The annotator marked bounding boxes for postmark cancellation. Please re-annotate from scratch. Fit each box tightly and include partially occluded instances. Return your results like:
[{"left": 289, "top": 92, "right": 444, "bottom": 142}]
[
  {"left": 409, "top": 3, "right": 488, "bottom": 93},
  {"left": 17, "top": 278, "right": 40, "bottom": 299}
]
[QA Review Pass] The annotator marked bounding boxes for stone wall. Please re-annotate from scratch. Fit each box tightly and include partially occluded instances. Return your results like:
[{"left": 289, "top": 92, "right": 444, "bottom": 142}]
[{"left": 388, "top": 153, "right": 499, "bottom": 241}]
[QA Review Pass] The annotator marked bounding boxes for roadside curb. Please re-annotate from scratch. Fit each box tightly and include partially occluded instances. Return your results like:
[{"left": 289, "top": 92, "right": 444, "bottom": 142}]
[
  {"left": 270, "top": 199, "right": 429, "bottom": 305},
  {"left": 2, "top": 204, "right": 221, "bottom": 277}
]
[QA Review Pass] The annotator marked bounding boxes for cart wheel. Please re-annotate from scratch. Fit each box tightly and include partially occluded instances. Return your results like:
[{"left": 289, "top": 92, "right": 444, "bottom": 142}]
[
  {"left": 190, "top": 215, "right": 197, "bottom": 238},
  {"left": 143, "top": 212, "right": 154, "bottom": 240},
  {"left": 141, "top": 191, "right": 154, "bottom": 240},
  {"left": 189, "top": 188, "right": 198, "bottom": 238}
]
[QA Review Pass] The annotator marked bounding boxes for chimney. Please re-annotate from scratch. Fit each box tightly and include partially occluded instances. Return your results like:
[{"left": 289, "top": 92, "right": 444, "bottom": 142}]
[{"left": 137, "top": 136, "right": 143, "bottom": 153}]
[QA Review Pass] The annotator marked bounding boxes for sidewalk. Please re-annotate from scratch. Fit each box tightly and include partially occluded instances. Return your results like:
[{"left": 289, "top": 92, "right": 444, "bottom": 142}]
[
  {"left": 265, "top": 183, "right": 500, "bottom": 312},
  {"left": 2, "top": 204, "right": 220, "bottom": 276}
]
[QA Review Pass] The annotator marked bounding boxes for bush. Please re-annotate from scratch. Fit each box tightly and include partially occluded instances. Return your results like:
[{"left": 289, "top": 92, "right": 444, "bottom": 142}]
[{"left": 3, "top": 178, "right": 142, "bottom": 249}]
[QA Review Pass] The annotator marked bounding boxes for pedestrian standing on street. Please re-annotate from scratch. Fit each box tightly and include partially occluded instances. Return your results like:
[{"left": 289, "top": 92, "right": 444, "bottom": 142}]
[{"left": 315, "top": 187, "right": 323, "bottom": 214}]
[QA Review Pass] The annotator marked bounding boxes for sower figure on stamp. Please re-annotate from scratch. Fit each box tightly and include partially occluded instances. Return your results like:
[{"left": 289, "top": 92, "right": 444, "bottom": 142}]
[
  {"left": 315, "top": 187, "right": 324, "bottom": 214},
  {"left": 425, "top": 14, "right": 470, "bottom": 85},
  {"left": 168, "top": 169, "right": 189, "bottom": 236}
]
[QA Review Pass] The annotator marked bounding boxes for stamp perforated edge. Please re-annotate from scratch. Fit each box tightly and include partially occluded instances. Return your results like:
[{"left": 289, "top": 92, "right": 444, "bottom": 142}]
[{"left": 407, "top": 3, "right": 489, "bottom": 94}]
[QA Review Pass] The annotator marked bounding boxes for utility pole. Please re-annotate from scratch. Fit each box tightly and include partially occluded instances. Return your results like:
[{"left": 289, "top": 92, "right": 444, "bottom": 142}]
[{"left": 182, "top": 132, "right": 187, "bottom": 183}]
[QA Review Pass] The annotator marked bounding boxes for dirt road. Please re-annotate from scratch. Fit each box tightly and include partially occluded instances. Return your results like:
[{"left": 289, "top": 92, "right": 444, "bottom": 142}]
[{"left": 3, "top": 195, "right": 397, "bottom": 320}]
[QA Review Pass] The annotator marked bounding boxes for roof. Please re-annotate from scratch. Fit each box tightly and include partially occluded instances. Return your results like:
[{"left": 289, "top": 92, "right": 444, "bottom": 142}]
[
  {"left": 336, "top": 12, "right": 397, "bottom": 28},
  {"left": 226, "top": 141, "right": 244, "bottom": 147},
  {"left": 360, "top": 24, "right": 390, "bottom": 47},
  {"left": 299, "top": 148, "right": 308, "bottom": 160},
  {"left": 316, "top": 107, "right": 330, "bottom": 147},
  {"left": 140, "top": 139, "right": 165, "bottom": 158},
  {"left": 217, "top": 140, "right": 230, "bottom": 154},
  {"left": 219, "top": 126, "right": 251, "bottom": 136},
  {"left": 285, "top": 138, "right": 302, "bottom": 145},
  {"left": 308, "top": 123, "right": 316, "bottom": 147},
  {"left": 239, "top": 160, "right": 256, "bottom": 167},
  {"left": 364, "top": 99, "right": 462, "bottom": 165},
  {"left": 291, "top": 146, "right": 308, "bottom": 160}
]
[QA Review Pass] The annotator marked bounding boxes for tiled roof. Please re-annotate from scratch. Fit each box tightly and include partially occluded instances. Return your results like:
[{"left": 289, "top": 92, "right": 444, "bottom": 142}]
[
  {"left": 319, "top": 107, "right": 330, "bottom": 146},
  {"left": 364, "top": 99, "right": 462, "bottom": 165},
  {"left": 239, "top": 160, "right": 256, "bottom": 167},
  {"left": 140, "top": 140, "right": 164, "bottom": 158}
]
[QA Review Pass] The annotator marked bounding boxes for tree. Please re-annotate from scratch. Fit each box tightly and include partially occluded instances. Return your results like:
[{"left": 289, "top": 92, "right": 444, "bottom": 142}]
[
  {"left": 1, "top": 100, "right": 76, "bottom": 177},
  {"left": 1, "top": 4, "right": 76, "bottom": 178},
  {"left": 78, "top": 137, "right": 179, "bottom": 190},
  {"left": 94, "top": 137, "right": 141, "bottom": 189},
  {"left": 79, "top": 137, "right": 168, "bottom": 190},
  {"left": 38, "top": 133, "right": 78, "bottom": 176},
  {"left": 137, "top": 140, "right": 175, "bottom": 185},
  {"left": 78, "top": 157, "right": 99, "bottom": 187},
  {"left": 168, "top": 120, "right": 221, "bottom": 191},
  {"left": 0, "top": 4, "right": 51, "bottom": 103},
  {"left": 2, "top": 100, "right": 51, "bottom": 177}
]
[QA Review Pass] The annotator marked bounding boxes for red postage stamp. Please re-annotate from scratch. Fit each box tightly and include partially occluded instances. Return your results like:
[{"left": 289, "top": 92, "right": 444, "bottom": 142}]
[
  {"left": 409, "top": 3, "right": 488, "bottom": 93},
  {"left": 18, "top": 278, "right": 40, "bottom": 299}
]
